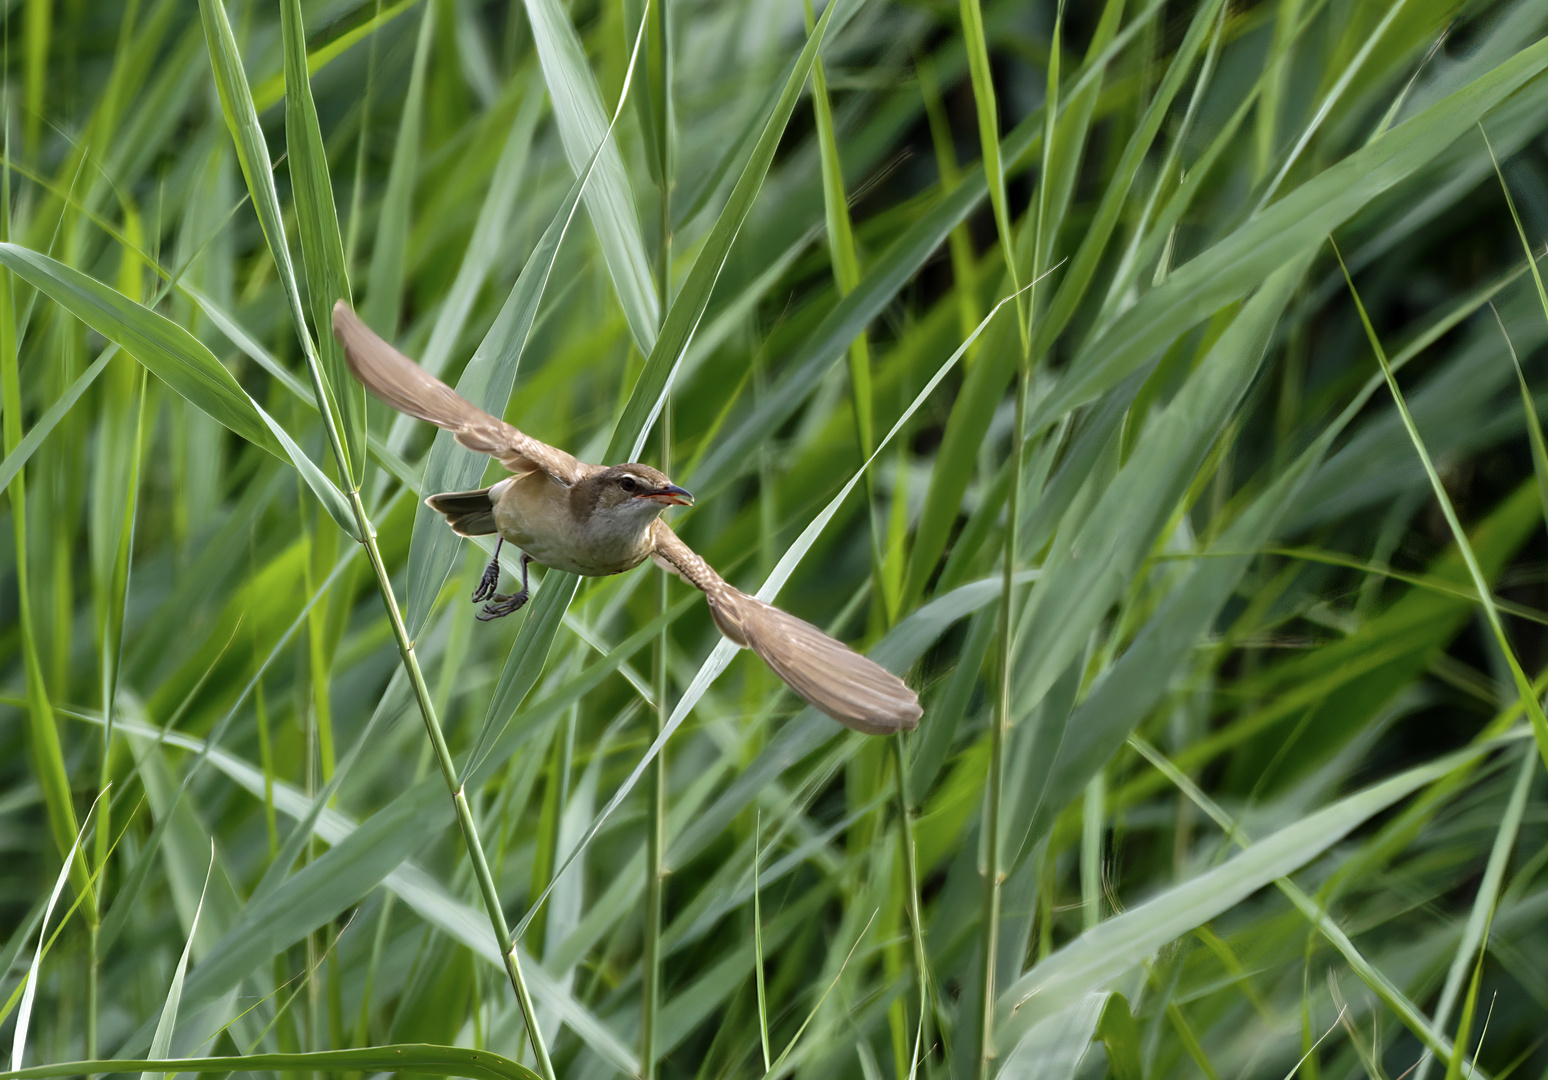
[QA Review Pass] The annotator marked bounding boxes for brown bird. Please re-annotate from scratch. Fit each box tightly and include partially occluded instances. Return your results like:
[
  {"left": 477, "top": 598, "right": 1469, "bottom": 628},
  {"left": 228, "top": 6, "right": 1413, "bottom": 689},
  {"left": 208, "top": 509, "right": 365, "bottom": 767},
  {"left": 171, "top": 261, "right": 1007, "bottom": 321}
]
[{"left": 332, "top": 301, "right": 921, "bottom": 735}]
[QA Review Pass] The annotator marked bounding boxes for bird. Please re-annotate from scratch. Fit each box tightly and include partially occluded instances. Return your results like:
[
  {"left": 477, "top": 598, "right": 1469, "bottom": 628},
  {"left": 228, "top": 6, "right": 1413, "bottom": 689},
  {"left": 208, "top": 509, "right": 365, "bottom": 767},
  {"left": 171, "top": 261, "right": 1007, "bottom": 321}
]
[{"left": 332, "top": 301, "right": 921, "bottom": 736}]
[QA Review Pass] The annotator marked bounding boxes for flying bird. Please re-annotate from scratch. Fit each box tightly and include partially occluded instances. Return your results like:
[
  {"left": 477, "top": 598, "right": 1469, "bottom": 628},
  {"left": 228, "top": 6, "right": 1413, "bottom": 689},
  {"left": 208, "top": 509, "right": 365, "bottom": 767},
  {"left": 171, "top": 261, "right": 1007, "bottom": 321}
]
[{"left": 332, "top": 301, "right": 921, "bottom": 735}]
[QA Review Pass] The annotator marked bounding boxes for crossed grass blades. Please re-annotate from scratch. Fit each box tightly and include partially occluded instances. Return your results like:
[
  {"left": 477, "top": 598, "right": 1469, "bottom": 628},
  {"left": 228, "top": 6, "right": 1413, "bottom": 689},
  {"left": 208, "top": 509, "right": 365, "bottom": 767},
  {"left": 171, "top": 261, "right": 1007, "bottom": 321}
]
[{"left": 4, "top": 2, "right": 1548, "bottom": 1080}]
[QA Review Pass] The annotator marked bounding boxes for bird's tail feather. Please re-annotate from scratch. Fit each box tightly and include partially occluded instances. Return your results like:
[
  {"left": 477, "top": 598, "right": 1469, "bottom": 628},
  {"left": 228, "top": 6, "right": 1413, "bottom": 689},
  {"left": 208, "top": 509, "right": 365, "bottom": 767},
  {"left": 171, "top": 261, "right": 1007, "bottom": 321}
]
[{"left": 426, "top": 488, "right": 498, "bottom": 537}]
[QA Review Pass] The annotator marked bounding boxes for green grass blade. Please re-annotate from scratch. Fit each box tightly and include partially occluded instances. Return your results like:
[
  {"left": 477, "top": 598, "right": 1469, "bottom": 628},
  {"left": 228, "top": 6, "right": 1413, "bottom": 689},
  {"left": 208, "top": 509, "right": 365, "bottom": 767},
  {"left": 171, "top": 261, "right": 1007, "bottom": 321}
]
[
  {"left": 10, "top": 790, "right": 104, "bottom": 1072},
  {"left": 0, "top": 244, "right": 275, "bottom": 453},
  {"left": 1013, "top": 255, "right": 1307, "bottom": 721},
  {"left": 1416, "top": 746, "right": 1532, "bottom": 1080},
  {"left": 1254, "top": 0, "right": 1410, "bottom": 213},
  {"left": 1336, "top": 242, "right": 1548, "bottom": 769},
  {"left": 281, "top": 0, "right": 364, "bottom": 486},
  {"left": 958, "top": 0, "right": 1025, "bottom": 351},
  {"left": 1030, "top": 35, "right": 1548, "bottom": 431},
  {"left": 753, "top": 812, "right": 771, "bottom": 1073},
  {"left": 0, "top": 243, "right": 355, "bottom": 535},
  {"left": 0, "top": 346, "right": 113, "bottom": 494},
  {"left": 1129, "top": 734, "right": 1483, "bottom": 1064},
  {"left": 1037, "top": 0, "right": 1225, "bottom": 351},
  {"left": 250, "top": 0, "right": 420, "bottom": 111},
  {"left": 606, "top": 0, "right": 839, "bottom": 464},
  {"left": 997, "top": 991, "right": 1107, "bottom": 1079},
  {"left": 417, "top": 80, "right": 543, "bottom": 378},
  {"left": 1443, "top": 954, "right": 1485, "bottom": 1080},
  {"left": 1482, "top": 125, "right": 1548, "bottom": 321},
  {"left": 141, "top": 843, "right": 212, "bottom": 1080},
  {"left": 1488, "top": 305, "right": 1548, "bottom": 529},
  {"left": 362, "top": 1, "right": 432, "bottom": 342},
  {"left": 1, "top": 1046, "right": 539, "bottom": 1080},
  {"left": 96, "top": 549, "right": 358, "bottom": 956},
  {"left": 521, "top": 0, "right": 659, "bottom": 353},
  {"left": 1482, "top": 128, "right": 1548, "bottom": 530},
  {"left": 803, "top": 0, "right": 886, "bottom": 622},
  {"left": 197, "top": 0, "right": 356, "bottom": 490},
  {"left": 995, "top": 736, "right": 1508, "bottom": 1046}
]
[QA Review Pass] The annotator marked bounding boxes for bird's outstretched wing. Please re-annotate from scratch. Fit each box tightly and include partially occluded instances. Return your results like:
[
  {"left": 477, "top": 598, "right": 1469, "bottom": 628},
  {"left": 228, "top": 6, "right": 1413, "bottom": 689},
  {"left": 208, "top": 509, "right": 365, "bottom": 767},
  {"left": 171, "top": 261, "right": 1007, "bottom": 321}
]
[
  {"left": 332, "top": 301, "right": 588, "bottom": 485},
  {"left": 651, "top": 521, "right": 922, "bottom": 735}
]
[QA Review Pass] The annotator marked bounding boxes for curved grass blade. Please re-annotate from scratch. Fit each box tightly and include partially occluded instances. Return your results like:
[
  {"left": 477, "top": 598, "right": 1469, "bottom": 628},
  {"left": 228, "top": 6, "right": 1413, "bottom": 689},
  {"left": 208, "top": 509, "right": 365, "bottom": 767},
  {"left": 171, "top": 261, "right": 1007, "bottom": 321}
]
[
  {"left": 607, "top": 0, "right": 840, "bottom": 463},
  {"left": 1412, "top": 745, "right": 1534, "bottom": 1080},
  {"left": 1490, "top": 304, "right": 1548, "bottom": 528},
  {"left": 10, "top": 790, "right": 105, "bottom": 1071},
  {"left": 1483, "top": 128, "right": 1548, "bottom": 529},
  {"left": 198, "top": 0, "right": 355, "bottom": 486},
  {"left": 993, "top": 735, "right": 1517, "bottom": 1046},
  {"left": 0, "top": 1045, "right": 539, "bottom": 1080},
  {"left": 142, "top": 842, "right": 213, "bottom": 1080},
  {"left": 1483, "top": 125, "right": 1548, "bottom": 321},
  {"left": 0, "top": 243, "right": 272, "bottom": 450},
  {"left": 282, "top": 0, "right": 364, "bottom": 485},
  {"left": 521, "top": 0, "right": 658, "bottom": 353},
  {"left": 1028, "top": 35, "right": 1548, "bottom": 433},
  {"left": 1127, "top": 735, "right": 1475, "bottom": 1065},
  {"left": 1335, "top": 241, "right": 1548, "bottom": 769},
  {"left": 0, "top": 344, "right": 112, "bottom": 493},
  {"left": 363, "top": 0, "right": 432, "bottom": 342},
  {"left": 0, "top": 243, "right": 356, "bottom": 535}
]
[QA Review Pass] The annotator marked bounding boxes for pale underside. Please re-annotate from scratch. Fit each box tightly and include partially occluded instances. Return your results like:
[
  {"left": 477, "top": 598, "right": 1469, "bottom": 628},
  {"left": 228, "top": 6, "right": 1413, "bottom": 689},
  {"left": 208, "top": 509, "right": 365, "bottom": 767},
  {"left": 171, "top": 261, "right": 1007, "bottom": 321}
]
[{"left": 488, "top": 472, "right": 655, "bottom": 576}]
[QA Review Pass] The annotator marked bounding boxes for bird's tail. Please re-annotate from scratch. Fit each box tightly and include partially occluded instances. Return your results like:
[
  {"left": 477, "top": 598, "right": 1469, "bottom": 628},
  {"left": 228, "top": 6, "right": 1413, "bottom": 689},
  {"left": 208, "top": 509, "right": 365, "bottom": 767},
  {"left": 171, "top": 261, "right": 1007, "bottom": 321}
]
[
  {"left": 651, "top": 522, "right": 921, "bottom": 735},
  {"left": 426, "top": 488, "right": 497, "bottom": 537}
]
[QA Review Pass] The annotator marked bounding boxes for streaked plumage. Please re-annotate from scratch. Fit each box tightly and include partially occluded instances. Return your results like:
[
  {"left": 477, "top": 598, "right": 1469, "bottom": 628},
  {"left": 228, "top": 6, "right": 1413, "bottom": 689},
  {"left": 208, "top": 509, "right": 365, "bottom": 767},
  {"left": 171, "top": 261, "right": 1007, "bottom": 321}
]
[{"left": 333, "top": 302, "right": 921, "bottom": 735}]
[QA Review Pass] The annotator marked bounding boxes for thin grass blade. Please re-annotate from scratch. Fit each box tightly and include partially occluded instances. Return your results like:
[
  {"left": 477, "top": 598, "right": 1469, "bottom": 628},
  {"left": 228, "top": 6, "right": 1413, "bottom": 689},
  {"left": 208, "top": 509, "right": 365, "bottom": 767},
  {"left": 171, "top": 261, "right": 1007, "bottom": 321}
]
[
  {"left": 281, "top": 0, "right": 364, "bottom": 485},
  {"left": 608, "top": 0, "right": 840, "bottom": 463},
  {"left": 11, "top": 790, "right": 105, "bottom": 1071},
  {"left": 1, "top": 1046, "right": 539, "bottom": 1080},
  {"left": 521, "top": 0, "right": 659, "bottom": 353},
  {"left": 141, "top": 843, "right": 214, "bottom": 1080},
  {"left": 1336, "top": 242, "right": 1548, "bottom": 768}
]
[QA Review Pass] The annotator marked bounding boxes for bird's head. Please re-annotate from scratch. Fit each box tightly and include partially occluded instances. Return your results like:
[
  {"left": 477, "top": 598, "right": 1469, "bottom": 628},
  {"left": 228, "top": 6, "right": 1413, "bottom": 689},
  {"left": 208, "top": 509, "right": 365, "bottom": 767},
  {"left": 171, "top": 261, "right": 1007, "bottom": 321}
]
[{"left": 587, "top": 464, "right": 694, "bottom": 526}]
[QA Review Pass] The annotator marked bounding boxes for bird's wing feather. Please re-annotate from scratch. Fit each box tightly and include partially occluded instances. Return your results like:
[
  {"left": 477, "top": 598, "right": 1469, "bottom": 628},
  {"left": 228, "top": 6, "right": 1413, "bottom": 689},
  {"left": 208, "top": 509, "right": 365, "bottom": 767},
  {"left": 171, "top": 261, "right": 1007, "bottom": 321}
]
[
  {"left": 332, "top": 301, "right": 588, "bottom": 485},
  {"left": 651, "top": 522, "right": 922, "bottom": 735}
]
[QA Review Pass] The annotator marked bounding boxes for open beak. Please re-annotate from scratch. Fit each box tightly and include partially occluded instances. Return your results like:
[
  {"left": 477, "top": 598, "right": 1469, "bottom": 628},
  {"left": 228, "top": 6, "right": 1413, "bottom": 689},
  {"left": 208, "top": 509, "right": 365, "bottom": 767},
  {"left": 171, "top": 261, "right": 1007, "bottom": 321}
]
[{"left": 640, "top": 484, "right": 694, "bottom": 507}]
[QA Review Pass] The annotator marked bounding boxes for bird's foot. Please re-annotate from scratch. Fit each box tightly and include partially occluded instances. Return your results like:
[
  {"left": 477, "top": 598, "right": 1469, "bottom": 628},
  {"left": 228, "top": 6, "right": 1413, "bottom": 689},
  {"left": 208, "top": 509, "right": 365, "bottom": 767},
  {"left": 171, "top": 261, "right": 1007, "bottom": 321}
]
[
  {"left": 472, "top": 541, "right": 504, "bottom": 603},
  {"left": 477, "top": 589, "right": 530, "bottom": 621},
  {"left": 472, "top": 560, "right": 501, "bottom": 603}
]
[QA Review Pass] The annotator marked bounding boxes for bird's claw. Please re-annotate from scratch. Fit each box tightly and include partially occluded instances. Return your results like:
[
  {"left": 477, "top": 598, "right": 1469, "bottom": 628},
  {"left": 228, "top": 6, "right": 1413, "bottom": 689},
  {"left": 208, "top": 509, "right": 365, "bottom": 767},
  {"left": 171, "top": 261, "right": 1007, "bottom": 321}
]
[
  {"left": 472, "top": 559, "right": 501, "bottom": 603},
  {"left": 477, "top": 590, "right": 530, "bottom": 621}
]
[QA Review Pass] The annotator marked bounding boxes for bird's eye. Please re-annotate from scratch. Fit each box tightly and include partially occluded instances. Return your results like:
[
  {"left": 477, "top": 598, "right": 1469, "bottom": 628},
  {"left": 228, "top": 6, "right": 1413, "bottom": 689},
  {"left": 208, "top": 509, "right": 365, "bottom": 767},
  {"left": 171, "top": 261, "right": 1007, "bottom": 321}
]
[{"left": 619, "top": 476, "right": 638, "bottom": 493}]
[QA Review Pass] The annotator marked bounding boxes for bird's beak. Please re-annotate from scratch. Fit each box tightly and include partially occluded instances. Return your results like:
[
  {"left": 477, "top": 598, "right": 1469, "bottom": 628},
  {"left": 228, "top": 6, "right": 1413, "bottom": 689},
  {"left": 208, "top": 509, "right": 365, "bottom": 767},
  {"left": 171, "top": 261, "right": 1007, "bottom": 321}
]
[{"left": 640, "top": 484, "right": 694, "bottom": 507}]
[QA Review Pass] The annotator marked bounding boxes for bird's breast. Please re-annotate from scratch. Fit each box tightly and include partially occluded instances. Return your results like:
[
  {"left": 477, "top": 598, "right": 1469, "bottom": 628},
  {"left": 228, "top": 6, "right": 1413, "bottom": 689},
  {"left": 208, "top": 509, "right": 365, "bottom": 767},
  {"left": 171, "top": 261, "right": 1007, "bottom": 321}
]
[{"left": 492, "top": 473, "right": 652, "bottom": 576}]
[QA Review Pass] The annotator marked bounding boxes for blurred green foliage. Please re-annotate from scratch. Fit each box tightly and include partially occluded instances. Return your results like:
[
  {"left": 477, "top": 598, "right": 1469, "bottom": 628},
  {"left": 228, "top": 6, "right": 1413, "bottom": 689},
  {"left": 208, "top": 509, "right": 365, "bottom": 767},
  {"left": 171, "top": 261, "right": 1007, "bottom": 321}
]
[{"left": 3, "top": 2, "right": 1548, "bottom": 1080}]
